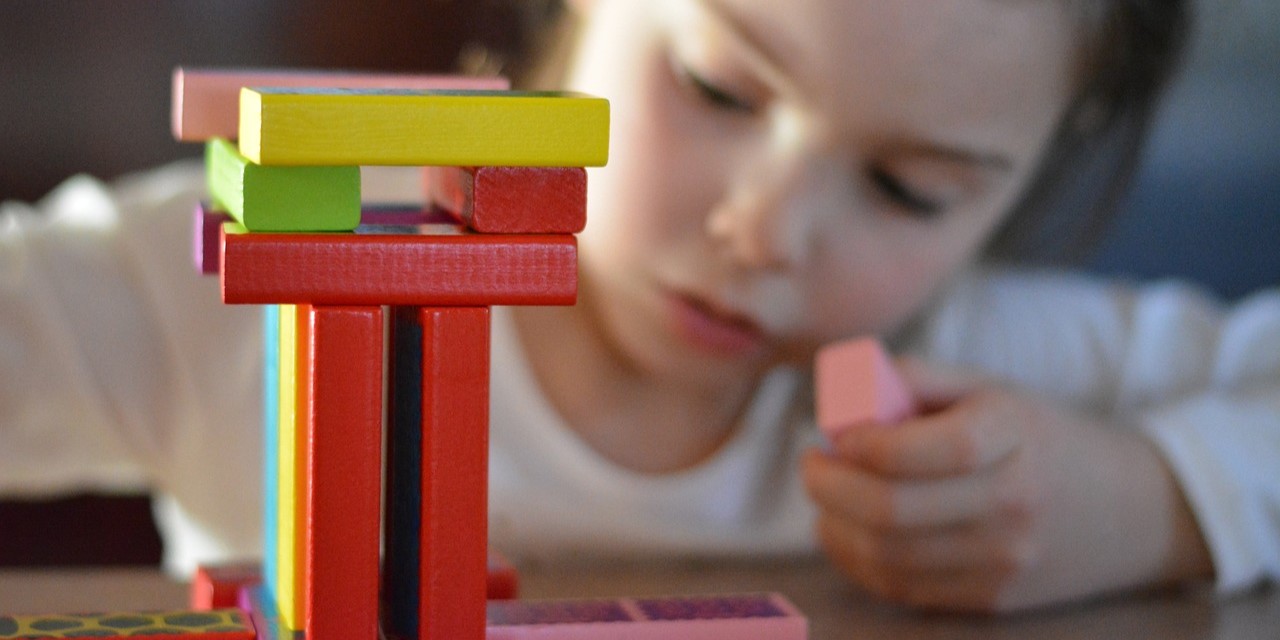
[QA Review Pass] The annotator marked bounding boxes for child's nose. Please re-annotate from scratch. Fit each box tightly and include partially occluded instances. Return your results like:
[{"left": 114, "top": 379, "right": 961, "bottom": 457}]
[{"left": 704, "top": 135, "right": 832, "bottom": 271}]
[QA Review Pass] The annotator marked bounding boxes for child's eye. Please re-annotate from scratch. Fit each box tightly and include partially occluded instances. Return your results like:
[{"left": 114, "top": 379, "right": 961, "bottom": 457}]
[
  {"left": 867, "top": 166, "right": 943, "bottom": 219},
  {"left": 673, "top": 61, "right": 757, "bottom": 114}
]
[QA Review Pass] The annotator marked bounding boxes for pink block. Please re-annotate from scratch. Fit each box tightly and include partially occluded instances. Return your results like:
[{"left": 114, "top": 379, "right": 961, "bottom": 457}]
[
  {"left": 485, "top": 593, "right": 807, "bottom": 640},
  {"left": 171, "top": 68, "right": 510, "bottom": 141},
  {"left": 814, "top": 337, "right": 916, "bottom": 439}
]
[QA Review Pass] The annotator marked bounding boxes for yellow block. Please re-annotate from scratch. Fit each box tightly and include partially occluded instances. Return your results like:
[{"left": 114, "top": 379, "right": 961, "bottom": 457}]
[
  {"left": 239, "top": 88, "right": 610, "bottom": 167},
  {"left": 276, "top": 304, "right": 306, "bottom": 629}
]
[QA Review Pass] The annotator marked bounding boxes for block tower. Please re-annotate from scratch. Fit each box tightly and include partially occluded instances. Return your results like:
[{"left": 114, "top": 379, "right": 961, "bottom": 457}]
[{"left": 176, "top": 68, "right": 607, "bottom": 640}]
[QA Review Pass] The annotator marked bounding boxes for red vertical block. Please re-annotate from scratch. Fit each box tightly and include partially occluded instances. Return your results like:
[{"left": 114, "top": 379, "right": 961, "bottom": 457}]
[
  {"left": 425, "top": 166, "right": 587, "bottom": 234},
  {"left": 304, "top": 306, "right": 383, "bottom": 640},
  {"left": 419, "top": 307, "right": 490, "bottom": 640}
]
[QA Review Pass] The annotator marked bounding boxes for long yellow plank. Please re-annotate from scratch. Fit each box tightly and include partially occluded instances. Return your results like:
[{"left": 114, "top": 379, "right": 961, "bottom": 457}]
[
  {"left": 238, "top": 88, "right": 610, "bottom": 167},
  {"left": 275, "top": 304, "right": 306, "bottom": 630}
]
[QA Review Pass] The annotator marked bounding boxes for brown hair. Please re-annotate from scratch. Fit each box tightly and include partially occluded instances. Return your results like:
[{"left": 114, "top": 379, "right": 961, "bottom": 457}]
[{"left": 462, "top": 0, "right": 1192, "bottom": 265}]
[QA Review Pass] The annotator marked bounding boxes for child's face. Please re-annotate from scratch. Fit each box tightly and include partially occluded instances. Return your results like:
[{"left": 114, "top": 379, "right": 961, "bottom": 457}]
[{"left": 565, "top": 0, "right": 1078, "bottom": 386}]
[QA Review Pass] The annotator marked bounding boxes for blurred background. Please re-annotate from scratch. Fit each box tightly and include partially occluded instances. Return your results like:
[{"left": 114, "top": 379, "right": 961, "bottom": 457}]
[{"left": 0, "top": 0, "right": 1275, "bottom": 567}]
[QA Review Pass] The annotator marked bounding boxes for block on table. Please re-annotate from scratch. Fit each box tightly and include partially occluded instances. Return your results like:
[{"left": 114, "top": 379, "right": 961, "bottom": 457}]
[
  {"left": 303, "top": 306, "right": 383, "bottom": 640},
  {"left": 0, "top": 609, "right": 254, "bottom": 640},
  {"left": 191, "top": 563, "right": 262, "bottom": 610},
  {"left": 485, "top": 593, "right": 807, "bottom": 640},
  {"left": 384, "top": 307, "right": 490, "bottom": 640}
]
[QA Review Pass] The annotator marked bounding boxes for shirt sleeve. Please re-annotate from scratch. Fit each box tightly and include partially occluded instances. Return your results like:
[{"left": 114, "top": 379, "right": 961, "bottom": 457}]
[
  {"left": 912, "top": 268, "right": 1280, "bottom": 594},
  {"left": 0, "top": 162, "right": 262, "bottom": 513}
]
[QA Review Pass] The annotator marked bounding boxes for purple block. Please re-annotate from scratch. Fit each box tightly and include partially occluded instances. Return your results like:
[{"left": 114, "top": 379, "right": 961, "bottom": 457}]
[
  {"left": 194, "top": 203, "right": 231, "bottom": 276},
  {"left": 485, "top": 593, "right": 807, "bottom": 640}
]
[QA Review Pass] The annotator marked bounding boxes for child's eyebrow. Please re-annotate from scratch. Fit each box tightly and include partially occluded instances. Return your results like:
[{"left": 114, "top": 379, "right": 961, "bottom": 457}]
[
  {"left": 898, "top": 140, "right": 1015, "bottom": 171},
  {"left": 698, "top": 0, "right": 795, "bottom": 83}
]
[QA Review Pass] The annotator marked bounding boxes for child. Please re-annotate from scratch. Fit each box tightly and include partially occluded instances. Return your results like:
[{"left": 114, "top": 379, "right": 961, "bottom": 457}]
[{"left": 1, "top": 0, "right": 1277, "bottom": 615}]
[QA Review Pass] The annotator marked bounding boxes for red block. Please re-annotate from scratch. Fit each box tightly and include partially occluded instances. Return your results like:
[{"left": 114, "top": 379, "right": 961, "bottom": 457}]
[
  {"left": 392, "top": 307, "right": 490, "bottom": 640},
  {"left": 303, "top": 306, "right": 383, "bottom": 640},
  {"left": 220, "top": 227, "right": 577, "bottom": 306},
  {"left": 190, "top": 563, "right": 261, "bottom": 610},
  {"left": 487, "top": 551, "right": 520, "bottom": 600},
  {"left": 425, "top": 166, "right": 587, "bottom": 234}
]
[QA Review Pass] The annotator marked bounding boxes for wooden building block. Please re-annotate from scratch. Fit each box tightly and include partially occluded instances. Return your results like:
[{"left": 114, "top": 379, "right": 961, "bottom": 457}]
[
  {"left": 272, "top": 304, "right": 307, "bottom": 630},
  {"left": 814, "top": 337, "right": 916, "bottom": 440},
  {"left": 172, "top": 67, "right": 509, "bottom": 142},
  {"left": 260, "top": 306, "right": 280, "bottom": 611},
  {"left": 0, "top": 609, "right": 254, "bottom": 640},
  {"left": 205, "top": 138, "right": 360, "bottom": 232},
  {"left": 194, "top": 203, "right": 231, "bottom": 275},
  {"left": 425, "top": 166, "right": 587, "bottom": 234},
  {"left": 238, "top": 88, "right": 609, "bottom": 167},
  {"left": 238, "top": 586, "right": 304, "bottom": 640},
  {"left": 487, "top": 551, "right": 520, "bottom": 600},
  {"left": 485, "top": 593, "right": 808, "bottom": 640},
  {"left": 191, "top": 563, "right": 262, "bottom": 610},
  {"left": 304, "top": 306, "right": 383, "bottom": 640},
  {"left": 220, "top": 224, "right": 578, "bottom": 306},
  {"left": 384, "top": 307, "right": 490, "bottom": 640}
]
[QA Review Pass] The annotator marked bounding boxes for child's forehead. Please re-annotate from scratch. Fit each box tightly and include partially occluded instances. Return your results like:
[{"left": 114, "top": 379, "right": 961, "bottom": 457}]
[{"left": 689, "top": 0, "right": 1079, "bottom": 142}]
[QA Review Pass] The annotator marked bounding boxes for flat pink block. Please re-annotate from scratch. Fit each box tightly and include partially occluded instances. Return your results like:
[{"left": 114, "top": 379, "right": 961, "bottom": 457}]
[
  {"left": 171, "top": 68, "right": 510, "bottom": 141},
  {"left": 486, "top": 593, "right": 807, "bottom": 640},
  {"left": 815, "top": 337, "right": 916, "bottom": 439}
]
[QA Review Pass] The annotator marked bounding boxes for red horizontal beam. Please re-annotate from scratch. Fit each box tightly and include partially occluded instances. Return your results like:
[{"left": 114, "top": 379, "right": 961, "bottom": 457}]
[{"left": 220, "top": 227, "right": 577, "bottom": 306}]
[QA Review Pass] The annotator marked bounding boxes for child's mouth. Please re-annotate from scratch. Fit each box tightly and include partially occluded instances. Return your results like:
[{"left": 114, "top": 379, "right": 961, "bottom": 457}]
[{"left": 665, "top": 290, "right": 767, "bottom": 357}]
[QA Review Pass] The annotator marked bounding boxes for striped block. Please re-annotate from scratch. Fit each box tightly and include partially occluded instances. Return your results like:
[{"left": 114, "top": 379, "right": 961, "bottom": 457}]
[
  {"left": 0, "top": 610, "right": 254, "bottom": 640},
  {"left": 171, "top": 67, "right": 509, "bottom": 141},
  {"left": 425, "top": 166, "right": 587, "bottom": 234},
  {"left": 219, "top": 223, "right": 578, "bottom": 306},
  {"left": 205, "top": 137, "right": 360, "bottom": 232},
  {"left": 485, "top": 593, "right": 808, "bottom": 640},
  {"left": 814, "top": 337, "right": 916, "bottom": 440},
  {"left": 238, "top": 88, "right": 609, "bottom": 167}
]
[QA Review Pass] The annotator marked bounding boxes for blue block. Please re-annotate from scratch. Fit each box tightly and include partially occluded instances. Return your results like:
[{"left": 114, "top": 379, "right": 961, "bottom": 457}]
[{"left": 262, "top": 305, "right": 280, "bottom": 604}]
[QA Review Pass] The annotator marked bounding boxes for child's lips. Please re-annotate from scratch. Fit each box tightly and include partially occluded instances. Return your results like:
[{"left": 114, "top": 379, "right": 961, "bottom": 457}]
[{"left": 664, "top": 290, "right": 767, "bottom": 356}]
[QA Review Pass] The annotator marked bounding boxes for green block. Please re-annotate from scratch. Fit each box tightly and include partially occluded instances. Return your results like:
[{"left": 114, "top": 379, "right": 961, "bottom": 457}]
[{"left": 205, "top": 137, "right": 360, "bottom": 232}]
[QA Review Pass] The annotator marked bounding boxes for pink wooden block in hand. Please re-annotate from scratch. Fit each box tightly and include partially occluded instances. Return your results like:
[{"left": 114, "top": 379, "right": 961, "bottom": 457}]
[{"left": 815, "top": 337, "right": 916, "bottom": 440}]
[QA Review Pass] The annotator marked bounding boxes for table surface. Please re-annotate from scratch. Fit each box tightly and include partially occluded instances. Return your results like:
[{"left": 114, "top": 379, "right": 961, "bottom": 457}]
[{"left": 2, "top": 559, "right": 1277, "bottom": 639}]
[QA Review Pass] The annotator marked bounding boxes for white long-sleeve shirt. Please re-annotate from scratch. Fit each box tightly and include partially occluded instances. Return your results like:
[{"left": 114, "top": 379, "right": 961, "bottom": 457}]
[{"left": 2, "top": 163, "right": 1277, "bottom": 594}]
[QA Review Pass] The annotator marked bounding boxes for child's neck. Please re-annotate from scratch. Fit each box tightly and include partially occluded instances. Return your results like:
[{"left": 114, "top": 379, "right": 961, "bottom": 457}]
[{"left": 510, "top": 303, "right": 759, "bottom": 475}]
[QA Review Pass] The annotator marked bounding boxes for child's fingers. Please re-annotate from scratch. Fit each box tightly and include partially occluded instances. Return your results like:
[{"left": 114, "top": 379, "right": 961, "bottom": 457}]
[
  {"left": 816, "top": 511, "right": 1035, "bottom": 575},
  {"left": 894, "top": 356, "right": 988, "bottom": 410},
  {"left": 832, "top": 390, "right": 1021, "bottom": 479},
  {"left": 802, "top": 450, "right": 1017, "bottom": 530}
]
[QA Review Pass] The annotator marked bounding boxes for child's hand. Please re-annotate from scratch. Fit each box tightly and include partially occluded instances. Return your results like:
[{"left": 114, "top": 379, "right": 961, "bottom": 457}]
[{"left": 802, "top": 357, "right": 1213, "bottom": 613}]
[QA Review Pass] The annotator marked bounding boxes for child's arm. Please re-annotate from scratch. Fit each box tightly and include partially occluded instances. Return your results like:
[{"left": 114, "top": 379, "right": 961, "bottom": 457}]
[
  {"left": 802, "top": 271, "right": 1278, "bottom": 612},
  {"left": 0, "top": 164, "right": 263, "bottom": 570}
]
